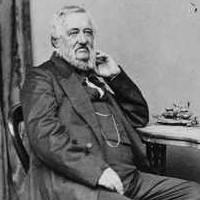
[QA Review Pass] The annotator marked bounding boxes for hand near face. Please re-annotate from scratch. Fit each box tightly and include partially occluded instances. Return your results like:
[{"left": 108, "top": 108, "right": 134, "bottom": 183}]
[
  {"left": 94, "top": 50, "right": 121, "bottom": 78},
  {"left": 98, "top": 167, "right": 124, "bottom": 195}
]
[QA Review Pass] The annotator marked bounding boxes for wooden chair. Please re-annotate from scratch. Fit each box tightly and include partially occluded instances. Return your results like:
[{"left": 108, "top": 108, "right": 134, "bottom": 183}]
[{"left": 7, "top": 104, "right": 29, "bottom": 174}]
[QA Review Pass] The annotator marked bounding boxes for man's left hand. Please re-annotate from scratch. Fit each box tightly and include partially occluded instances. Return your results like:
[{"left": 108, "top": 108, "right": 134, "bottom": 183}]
[{"left": 94, "top": 50, "right": 121, "bottom": 78}]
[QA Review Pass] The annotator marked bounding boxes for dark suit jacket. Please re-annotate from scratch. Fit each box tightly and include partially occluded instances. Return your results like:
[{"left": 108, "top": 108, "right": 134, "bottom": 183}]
[{"left": 20, "top": 54, "right": 149, "bottom": 200}]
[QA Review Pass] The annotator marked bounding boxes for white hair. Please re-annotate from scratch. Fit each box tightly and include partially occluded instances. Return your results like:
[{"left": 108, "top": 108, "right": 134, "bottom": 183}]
[{"left": 50, "top": 5, "right": 97, "bottom": 47}]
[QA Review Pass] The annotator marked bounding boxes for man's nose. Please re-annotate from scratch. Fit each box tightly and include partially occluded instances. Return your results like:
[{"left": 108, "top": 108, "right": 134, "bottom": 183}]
[{"left": 78, "top": 32, "right": 87, "bottom": 44}]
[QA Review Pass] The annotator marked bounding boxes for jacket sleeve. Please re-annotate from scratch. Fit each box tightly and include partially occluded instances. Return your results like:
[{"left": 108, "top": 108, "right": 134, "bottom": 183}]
[
  {"left": 105, "top": 68, "right": 149, "bottom": 127},
  {"left": 20, "top": 67, "right": 109, "bottom": 187}
]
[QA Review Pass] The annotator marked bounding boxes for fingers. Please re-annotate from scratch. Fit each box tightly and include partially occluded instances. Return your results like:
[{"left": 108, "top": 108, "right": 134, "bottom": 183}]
[
  {"left": 98, "top": 167, "right": 124, "bottom": 195},
  {"left": 95, "top": 50, "right": 109, "bottom": 66},
  {"left": 95, "top": 50, "right": 108, "bottom": 57}
]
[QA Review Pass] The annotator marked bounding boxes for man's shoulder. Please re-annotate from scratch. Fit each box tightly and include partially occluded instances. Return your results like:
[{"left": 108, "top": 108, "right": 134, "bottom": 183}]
[
  {"left": 21, "top": 60, "right": 60, "bottom": 96},
  {"left": 34, "top": 60, "right": 55, "bottom": 74},
  {"left": 28, "top": 58, "right": 72, "bottom": 80},
  {"left": 38, "top": 59, "right": 54, "bottom": 69},
  {"left": 25, "top": 60, "right": 54, "bottom": 80}
]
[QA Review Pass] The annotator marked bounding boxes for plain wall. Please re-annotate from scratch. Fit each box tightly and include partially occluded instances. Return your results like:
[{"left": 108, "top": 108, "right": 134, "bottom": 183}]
[{"left": 31, "top": 0, "right": 200, "bottom": 182}]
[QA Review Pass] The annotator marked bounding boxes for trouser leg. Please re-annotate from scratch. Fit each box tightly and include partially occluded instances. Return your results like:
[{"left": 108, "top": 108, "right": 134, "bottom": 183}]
[
  {"left": 98, "top": 172, "right": 200, "bottom": 200},
  {"left": 129, "top": 172, "right": 200, "bottom": 200}
]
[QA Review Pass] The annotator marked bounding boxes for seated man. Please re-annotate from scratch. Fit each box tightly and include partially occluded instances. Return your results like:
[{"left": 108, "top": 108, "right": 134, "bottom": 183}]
[{"left": 20, "top": 5, "right": 200, "bottom": 200}]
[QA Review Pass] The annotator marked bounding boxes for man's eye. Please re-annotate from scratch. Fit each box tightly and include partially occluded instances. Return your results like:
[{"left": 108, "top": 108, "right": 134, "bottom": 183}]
[
  {"left": 69, "top": 31, "right": 78, "bottom": 36},
  {"left": 84, "top": 30, "right": 93, "bottom": 36}
]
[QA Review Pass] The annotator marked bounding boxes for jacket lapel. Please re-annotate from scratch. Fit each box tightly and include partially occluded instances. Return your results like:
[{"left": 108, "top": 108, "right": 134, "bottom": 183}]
[{"left": 50, "top": 54, "right": 103, "bottom": 145}]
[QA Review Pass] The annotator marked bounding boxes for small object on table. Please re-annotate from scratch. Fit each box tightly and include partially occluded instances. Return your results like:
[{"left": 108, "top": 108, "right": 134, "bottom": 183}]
[{"left": 154, "top": 102, "right": 198, "bottom": 127}]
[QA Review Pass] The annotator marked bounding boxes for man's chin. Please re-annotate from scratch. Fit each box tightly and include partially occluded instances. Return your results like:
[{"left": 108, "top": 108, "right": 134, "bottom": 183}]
[
  {"left": 60, "top": 50, "right": 95, "bottom": 71},
  {"left": 76, "top": 60, "right": 94, "bottom": 71},
  {"left": 67, "top": 58, "right": 93, "bottom": 71}
]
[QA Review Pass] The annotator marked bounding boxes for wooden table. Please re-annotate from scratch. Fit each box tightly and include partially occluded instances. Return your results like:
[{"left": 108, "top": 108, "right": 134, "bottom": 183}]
[{"left": 137, "top": 124, "right": 200, "bottom": 174}]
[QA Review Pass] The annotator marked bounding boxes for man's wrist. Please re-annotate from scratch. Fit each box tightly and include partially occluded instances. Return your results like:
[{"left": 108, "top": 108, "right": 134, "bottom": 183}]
[{"left": 104, "top": 70, "right": 121, "bottom": 82}]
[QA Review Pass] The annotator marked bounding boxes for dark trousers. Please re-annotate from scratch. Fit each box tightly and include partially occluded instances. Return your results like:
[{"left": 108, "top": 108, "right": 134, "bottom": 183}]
[
  {"left": 98, "top": 171, "right": 200, "bottom": 200},
  {"left": 99, "top": 142, "right": 200, "bottom": 200}
]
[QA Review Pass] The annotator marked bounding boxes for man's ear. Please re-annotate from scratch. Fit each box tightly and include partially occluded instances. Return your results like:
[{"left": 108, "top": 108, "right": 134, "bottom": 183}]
[{"left": 51, "top": 36, "right": 62, "bottom": 48}]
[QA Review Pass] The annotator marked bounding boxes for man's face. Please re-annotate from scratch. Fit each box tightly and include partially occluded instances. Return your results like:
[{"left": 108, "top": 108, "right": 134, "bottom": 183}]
[{"left": 59, "top": 12, "right": 95, "bottom": 70}]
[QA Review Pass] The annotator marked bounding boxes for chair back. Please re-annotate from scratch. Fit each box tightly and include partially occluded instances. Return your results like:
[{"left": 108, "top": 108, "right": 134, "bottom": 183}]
[{"left": 7, "top": 104, "right": 29, "bottom": 173}]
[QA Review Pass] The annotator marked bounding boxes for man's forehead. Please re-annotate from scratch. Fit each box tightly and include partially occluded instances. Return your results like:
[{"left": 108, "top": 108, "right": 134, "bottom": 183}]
[{"left": 64, "top": 12, "right": 93, "bottom": 30}]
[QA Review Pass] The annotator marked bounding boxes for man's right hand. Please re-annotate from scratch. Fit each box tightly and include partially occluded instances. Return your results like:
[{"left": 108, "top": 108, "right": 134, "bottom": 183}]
[{"left": 98, "top": 167, "right": 124, "bottom": 195}]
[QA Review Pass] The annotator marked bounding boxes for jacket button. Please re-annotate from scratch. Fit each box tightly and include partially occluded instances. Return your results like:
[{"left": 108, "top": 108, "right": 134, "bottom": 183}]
[{"left": 86, "top": 143, "right": 93, "bottom": 149}]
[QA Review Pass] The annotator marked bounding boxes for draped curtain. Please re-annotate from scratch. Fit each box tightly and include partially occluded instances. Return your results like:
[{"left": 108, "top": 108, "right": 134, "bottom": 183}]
[{"left": 0, "top": 0, "right": 32, "bottom": 199}]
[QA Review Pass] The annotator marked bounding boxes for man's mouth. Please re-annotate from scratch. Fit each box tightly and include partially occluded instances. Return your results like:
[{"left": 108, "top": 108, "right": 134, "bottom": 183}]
[{"left": 76, "top": 47, "right": 89, "bottom": 53}]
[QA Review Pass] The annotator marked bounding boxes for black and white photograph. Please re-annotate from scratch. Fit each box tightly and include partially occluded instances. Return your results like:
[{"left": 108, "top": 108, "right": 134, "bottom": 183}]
[{"left": 1, "top": 0, "right": 200, "bottom": 199}]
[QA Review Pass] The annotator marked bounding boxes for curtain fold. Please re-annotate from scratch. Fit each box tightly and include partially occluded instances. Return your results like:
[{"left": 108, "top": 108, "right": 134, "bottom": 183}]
[{"left": 0, "top": 0, "right": 32, "bottom": 199}]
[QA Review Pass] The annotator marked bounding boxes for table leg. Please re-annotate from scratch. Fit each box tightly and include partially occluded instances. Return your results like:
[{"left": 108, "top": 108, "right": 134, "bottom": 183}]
[{"left": 146, "top": 143, "right": 167, "bottom": 175}]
